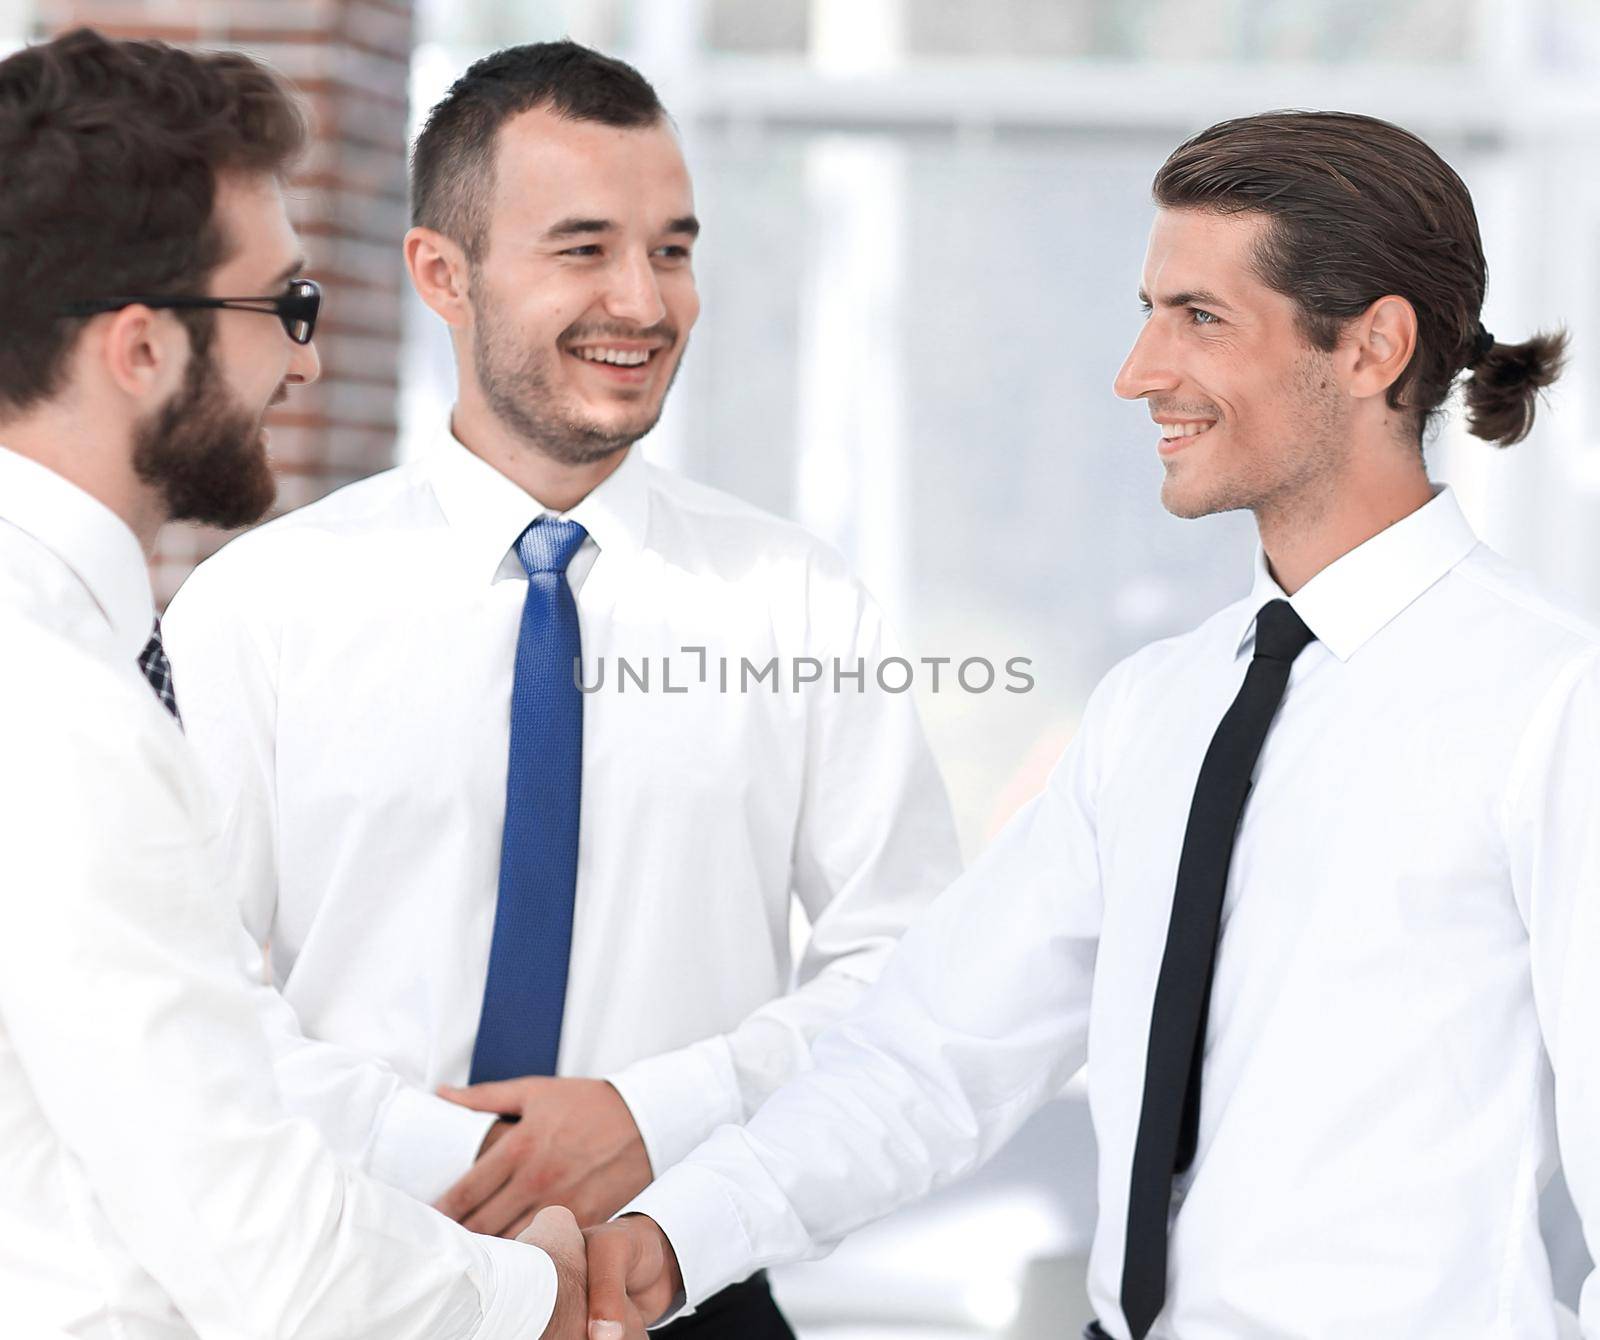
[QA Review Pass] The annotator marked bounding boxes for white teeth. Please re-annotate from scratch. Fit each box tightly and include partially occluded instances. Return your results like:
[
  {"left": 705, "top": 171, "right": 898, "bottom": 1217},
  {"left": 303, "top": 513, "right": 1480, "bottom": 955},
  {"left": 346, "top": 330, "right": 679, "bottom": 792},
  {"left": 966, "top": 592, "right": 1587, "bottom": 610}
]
[
  {"left": 1160, "top": 421, "right": 1214, "bottom": 439},
  {"left": 575, "top": 346, "right": 651, "bottom": 366}
]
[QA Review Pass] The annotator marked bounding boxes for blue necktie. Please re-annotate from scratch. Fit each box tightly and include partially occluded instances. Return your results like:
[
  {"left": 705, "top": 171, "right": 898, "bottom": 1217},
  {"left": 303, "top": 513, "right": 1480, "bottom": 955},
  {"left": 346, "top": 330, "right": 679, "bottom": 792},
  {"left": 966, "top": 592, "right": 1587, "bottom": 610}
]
[{"left": 469, "top": 517, "right": 588, "bottom": 1083}]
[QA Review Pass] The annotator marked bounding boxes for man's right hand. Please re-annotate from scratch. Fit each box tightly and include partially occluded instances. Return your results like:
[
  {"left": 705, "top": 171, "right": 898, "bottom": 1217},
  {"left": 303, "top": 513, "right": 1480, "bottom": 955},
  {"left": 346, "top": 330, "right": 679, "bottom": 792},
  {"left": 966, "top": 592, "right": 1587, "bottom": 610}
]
[
  {"left": 516, "top": 1206, "right": 623, "bottom": 1339},
  {"left": 582, "top": 1215, "right": 683, "bottom": 1338}
]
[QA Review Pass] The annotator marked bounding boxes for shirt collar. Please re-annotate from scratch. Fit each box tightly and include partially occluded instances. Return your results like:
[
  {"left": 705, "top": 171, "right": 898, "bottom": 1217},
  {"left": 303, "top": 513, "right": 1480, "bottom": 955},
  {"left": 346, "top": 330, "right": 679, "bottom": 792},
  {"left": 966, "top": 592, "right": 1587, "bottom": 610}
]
[
  {"left": 0, "top": 445, "right": 155, "bottom": 662},
  {"left": 424, "top": 427, "right": 649, "bottom": 582},
  {"left": 1234, "top": 484, "right": 1479, "bottom": 663}
]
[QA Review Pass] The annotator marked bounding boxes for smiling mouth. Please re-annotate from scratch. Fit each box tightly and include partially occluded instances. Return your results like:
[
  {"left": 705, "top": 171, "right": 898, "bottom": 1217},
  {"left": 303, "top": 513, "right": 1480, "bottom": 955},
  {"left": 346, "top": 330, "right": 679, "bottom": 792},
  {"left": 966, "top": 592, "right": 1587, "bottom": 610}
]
[
  {"left": 567, "top": 344, "right": 662, "bottom": 369},
  {"left": 1158, "top": 421, "right": 1216, "bottom": 452}
]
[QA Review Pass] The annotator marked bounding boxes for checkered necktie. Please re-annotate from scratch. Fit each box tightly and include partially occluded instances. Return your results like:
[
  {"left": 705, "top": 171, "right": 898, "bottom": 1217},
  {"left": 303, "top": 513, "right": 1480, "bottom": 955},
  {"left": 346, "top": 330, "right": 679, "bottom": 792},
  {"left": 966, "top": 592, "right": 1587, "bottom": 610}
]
[{"left": 137, "top": 618, "right": 183, "bottom": 726}]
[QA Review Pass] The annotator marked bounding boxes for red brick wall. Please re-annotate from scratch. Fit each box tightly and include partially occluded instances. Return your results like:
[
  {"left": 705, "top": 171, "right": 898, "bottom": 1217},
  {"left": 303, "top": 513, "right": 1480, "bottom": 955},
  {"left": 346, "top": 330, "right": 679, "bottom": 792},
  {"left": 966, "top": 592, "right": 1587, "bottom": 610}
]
[{"left": 34, "top": 0, "right": 415, "bottom": 604}]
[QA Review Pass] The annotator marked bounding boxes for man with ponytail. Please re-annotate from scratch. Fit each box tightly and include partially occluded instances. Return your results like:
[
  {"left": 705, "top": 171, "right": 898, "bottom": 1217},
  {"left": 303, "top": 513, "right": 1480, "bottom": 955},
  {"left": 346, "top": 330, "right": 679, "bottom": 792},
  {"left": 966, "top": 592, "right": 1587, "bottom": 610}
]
[{"left": 585, "top": 111, "right": 1600, "bottom": 1340}]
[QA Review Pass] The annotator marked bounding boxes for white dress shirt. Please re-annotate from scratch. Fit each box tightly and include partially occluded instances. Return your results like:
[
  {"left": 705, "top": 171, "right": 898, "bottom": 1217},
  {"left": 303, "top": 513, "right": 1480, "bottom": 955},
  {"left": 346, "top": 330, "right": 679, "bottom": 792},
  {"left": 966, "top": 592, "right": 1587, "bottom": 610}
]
[
  {"left": 0, "top": 447, "right": 556, "bottom": 1339},
  {"left": 161, "top": 433, "right": 961, "bottom": 1203},
  {"left": 629, "top": 485, "right": 1600, "bottom": 1339}
]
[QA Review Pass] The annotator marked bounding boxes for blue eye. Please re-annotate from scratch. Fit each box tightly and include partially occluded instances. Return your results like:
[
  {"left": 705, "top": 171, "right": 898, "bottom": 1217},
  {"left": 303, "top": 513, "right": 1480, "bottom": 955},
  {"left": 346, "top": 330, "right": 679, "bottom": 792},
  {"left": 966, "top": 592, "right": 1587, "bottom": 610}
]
[{"left": 1190, "top": 308, "right": 1219, "bottom": 325}]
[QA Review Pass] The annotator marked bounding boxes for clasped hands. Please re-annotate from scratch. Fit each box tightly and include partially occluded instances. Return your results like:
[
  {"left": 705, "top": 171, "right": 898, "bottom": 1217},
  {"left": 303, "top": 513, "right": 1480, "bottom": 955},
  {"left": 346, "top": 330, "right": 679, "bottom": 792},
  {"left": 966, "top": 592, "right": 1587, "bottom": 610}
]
[
  {"left": 514, "top": 1209, "right": 682, "bottom": 1340},
  {"left": 431, "top": 1076, "right": 682, "bottom": 1338}
]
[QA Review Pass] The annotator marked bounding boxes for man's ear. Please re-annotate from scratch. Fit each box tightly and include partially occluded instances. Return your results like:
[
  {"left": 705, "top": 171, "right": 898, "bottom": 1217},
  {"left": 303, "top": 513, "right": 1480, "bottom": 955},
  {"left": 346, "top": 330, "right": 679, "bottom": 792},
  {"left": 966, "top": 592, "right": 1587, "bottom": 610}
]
[
  {"left": 405, "top": 226, "right": 475, "bottom": 329},
  {"left": 96, "top": 305, "right": 190, "bottom": 406},
  {"left": 1344, "top": 294, "right": 1418, "bottom": 404}
]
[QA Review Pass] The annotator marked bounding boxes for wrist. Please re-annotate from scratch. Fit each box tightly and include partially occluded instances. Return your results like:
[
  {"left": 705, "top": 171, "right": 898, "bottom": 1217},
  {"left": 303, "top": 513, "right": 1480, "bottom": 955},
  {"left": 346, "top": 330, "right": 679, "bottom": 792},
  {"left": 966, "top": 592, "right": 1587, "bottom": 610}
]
[
  {"left": 663, "top": 1233, "right": 685, "bottom": 1303},
  {"left": 628, "top": 1213, "right": 683, "bottom": 1297}
]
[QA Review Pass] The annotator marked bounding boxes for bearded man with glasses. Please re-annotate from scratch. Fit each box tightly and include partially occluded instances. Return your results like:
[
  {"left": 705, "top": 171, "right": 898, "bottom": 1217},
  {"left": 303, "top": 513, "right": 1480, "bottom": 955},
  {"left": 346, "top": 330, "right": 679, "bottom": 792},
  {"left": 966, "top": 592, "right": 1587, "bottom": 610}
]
[
  {"left": 0, "top": 27, "right": 596, "bottom": 1340},
  {"left": 50, "top": 256, "right": 322, "bottom": 531}
]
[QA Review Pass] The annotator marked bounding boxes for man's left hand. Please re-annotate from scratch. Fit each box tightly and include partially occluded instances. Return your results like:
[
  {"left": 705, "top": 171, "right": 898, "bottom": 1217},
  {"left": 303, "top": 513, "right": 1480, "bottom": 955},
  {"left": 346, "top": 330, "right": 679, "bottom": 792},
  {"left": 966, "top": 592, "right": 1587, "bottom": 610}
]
[{"left": 434, "top": 1078, "right": 653, "bottom": 1237}]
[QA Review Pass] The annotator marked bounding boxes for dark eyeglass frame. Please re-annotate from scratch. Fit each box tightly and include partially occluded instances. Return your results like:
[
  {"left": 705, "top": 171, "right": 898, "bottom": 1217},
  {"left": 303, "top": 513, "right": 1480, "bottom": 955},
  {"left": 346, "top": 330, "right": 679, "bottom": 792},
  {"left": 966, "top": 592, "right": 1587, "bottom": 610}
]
[{"left": 58, "top": 278, "right": 322, "bottom": 346}]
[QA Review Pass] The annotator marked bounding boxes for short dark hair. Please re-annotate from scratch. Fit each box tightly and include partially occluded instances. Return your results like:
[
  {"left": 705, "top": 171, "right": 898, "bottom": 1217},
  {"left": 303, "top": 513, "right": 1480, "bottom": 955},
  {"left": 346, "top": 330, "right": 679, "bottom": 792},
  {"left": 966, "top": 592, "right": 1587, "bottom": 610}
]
[
  {"left": 0, "top": 27, "right": 307, "bottom": 417},
  {"left": 1153, "top": 110, "right": 1566, "bottom": 448},
  {"left": 410, "top": 40, "right": 665, "bottom": 260}
]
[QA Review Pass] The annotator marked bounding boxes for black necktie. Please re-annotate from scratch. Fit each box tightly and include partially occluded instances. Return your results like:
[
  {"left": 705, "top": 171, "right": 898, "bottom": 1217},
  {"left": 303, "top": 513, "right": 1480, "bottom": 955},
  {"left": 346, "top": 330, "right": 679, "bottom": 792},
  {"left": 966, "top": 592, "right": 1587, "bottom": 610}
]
[
  {"left": 138, "top": 618, "right": 183, "bottom": 727},
  {"left": 1121, "top": 598, "right": 1316, "bottom": 1339}
]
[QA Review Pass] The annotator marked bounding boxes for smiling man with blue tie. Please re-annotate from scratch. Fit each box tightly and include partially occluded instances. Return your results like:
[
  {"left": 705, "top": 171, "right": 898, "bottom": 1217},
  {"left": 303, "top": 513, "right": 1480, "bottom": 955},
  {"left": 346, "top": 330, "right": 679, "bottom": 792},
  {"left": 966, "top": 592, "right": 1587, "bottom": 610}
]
[
  {"left": 162, "top": 40, "right": 960, "bottom": 1340},
  {"left": 585, "top": 112, "right": 1600, "bottom": 1340}
]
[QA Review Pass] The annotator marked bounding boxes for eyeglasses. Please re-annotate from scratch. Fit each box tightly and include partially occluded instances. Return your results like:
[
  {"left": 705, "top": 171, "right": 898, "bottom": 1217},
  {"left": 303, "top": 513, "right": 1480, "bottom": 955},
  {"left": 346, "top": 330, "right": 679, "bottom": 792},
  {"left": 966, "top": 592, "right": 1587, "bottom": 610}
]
[{"left": 58, "top": 278, "right": 322, "bottom": 345}]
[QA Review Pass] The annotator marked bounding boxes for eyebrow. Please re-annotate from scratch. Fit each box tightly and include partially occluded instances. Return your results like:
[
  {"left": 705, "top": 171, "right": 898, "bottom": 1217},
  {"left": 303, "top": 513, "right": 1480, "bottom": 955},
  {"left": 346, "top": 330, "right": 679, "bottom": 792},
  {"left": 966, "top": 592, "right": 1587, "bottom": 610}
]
[
  {"left": 540, "top": 215, "right": 702, "bottom": 241},
  {"left": 1138, "top": 286, "right": 1235, "bottom": 312},
  {"left": 268, "top": 256, "right": 306, "bottom": 288}
]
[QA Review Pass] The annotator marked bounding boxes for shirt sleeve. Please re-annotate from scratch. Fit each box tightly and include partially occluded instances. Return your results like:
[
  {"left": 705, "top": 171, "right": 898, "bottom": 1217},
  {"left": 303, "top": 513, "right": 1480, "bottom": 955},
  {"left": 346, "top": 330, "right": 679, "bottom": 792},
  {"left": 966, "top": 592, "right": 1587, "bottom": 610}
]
[
  {"left": 164, "top": 553, "right": 496, "bottom": 1204},
  {"left": 624, "top": 654, "right": 1127, "bottom": 1306},
  {"left": 608, "top": 555, "right": 965, "bottom": 1174},
  {"left": 0, "top": 644, "right": 557, "bottom": 1340},
  {"left": 1505, "top": 646, "right": 1600, "bottom": 1338}
]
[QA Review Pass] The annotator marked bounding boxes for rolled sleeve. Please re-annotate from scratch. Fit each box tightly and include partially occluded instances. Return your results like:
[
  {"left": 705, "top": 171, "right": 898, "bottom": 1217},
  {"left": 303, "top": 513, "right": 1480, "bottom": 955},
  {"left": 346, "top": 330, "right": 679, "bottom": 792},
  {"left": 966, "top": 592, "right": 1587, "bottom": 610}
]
[
  {"left": 370, "top": 1083, "right": 501, "bottom": 1205},
  {"left": 469, "top": 1235, "right": 559, "bottom": 1340}
]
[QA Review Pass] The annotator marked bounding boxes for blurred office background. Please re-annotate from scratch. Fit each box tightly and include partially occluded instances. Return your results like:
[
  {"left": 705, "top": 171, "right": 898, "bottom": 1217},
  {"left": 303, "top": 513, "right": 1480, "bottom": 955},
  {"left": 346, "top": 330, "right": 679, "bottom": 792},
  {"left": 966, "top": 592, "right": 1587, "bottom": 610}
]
[{"left": 6, "top": 1, "right": 1599, "bottom": 1334}]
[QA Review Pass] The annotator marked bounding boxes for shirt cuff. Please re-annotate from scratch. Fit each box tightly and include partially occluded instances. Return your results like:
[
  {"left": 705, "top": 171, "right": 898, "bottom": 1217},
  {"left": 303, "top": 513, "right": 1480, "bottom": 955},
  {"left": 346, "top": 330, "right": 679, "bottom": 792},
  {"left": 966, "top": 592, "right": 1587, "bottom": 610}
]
[
  {"left": 368, "top": 1083, "right": 500, "bottom": 1204},
  {"left": 606, "top": 1035, "right": 742, "bottom": 1176},
  {"left": 624, "top": 1160, "right": 760, "bottom": 1313},
  {"left": 469, "top": 1234, "right": 558, "bottom": 1340}
]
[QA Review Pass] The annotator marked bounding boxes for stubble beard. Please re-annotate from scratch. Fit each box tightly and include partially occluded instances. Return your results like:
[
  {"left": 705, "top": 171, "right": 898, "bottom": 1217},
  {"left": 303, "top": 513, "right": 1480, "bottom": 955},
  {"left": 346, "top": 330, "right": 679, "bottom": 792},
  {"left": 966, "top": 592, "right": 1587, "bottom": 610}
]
[
  {"left": 472, "top": 290, "right": 684, "bottom": 468},
  {"left": 1161, "top": 350, "right": 1351, "bottom": 529}
]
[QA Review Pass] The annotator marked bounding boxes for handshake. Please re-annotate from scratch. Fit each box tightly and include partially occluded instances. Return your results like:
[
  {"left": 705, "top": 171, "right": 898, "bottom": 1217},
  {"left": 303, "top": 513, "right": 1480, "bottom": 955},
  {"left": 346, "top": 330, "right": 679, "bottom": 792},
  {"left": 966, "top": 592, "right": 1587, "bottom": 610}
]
[
  {"left": 428, "top": 1076, "right": 692, "bottom": 1338},
  {"left": 518, "top": 1207, "right": 683, "bottom": 1340}
]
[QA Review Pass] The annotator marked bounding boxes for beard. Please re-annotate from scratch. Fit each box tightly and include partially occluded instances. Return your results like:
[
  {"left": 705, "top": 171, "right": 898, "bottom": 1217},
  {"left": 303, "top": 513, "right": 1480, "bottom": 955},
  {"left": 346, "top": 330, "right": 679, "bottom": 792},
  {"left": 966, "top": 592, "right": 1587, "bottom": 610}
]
[
  {"left": 131, "top": 323, "right": 278, "bottom": 530},
  {"left": 1160, "top": 351, "right": 1350, "bottom": 525},
  {"left": 471, "top": 285, "right": 684, "bottom": 467}
]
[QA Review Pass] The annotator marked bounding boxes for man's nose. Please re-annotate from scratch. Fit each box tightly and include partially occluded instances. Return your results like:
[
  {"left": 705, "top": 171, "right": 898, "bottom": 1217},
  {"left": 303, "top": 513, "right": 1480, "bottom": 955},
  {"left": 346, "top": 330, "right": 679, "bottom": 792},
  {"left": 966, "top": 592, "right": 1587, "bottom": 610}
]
[
  {"left": 601, "top": 250, "right": 667, "bottom": 329},
  {"left": 286, "top": 336, "right": 321, "bottom": 388},
  {"left": 1113, "top": 321, "right": 1179, "bottom": 401}
]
